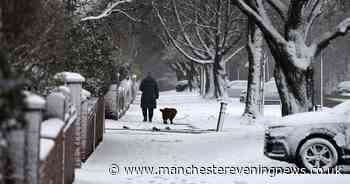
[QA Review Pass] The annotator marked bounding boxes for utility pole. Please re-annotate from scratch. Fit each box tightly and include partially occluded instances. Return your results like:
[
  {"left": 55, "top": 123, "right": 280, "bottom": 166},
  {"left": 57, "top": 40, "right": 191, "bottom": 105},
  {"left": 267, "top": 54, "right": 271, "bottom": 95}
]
[
  {"left": 259, "top": 53, "right": 267, "bottom": 115},
  {"left": 321, "top": 51, "right": 324, "bottom": 107}
]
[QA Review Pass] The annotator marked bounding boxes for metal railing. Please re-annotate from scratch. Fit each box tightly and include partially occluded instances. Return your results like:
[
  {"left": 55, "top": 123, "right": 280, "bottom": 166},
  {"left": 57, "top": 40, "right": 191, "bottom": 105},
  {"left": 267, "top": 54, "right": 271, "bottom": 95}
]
[{"left": 2, "top": 72, "right": 105, "bottom": 184}]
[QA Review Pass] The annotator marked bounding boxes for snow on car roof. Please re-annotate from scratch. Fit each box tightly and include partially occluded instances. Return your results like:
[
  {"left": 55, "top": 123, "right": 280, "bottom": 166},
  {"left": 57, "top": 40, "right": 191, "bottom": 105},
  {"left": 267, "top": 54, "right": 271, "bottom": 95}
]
[
  {"left": 229, "top": 80, "right": 247, "bottom": 84},
  {"left": 338, "top": 81, "right": 350, "bottom": 88},
  {"left": 277, "top": 100, "right": 350, "bottom": 125},
  {"left": 331, "top": 100, "right": 350, "bottom": 114}
]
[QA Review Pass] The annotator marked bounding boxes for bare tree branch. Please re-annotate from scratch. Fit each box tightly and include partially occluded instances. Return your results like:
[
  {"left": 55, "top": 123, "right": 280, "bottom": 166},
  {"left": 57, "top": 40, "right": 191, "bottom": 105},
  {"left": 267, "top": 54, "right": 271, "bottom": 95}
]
[
  {"left": 223, "top": 45, "right": 245, "bottom": 64},
  {"left": 81, "top": 0, "right": 137, "bottom": 21},
  {"left": 110, "top": 9, "right": 141, "bottom": 22},
  {"left": 172, "top": 0, "right": 209, "bottom": 60},
  {"left": 313, "top": 17, "right": 350, "bottom": 56},
  {"left": 155, "top": 5, "right": 214, "bottom": 65},
  {"left": 304, "top": 0, "right": 323, "bottom": 39},
  {"left": 195, "top": 17, "right": 214, "bottom": 58},
  {"left": 234, "top": 0, "right": 287, "bottom": 45},
  {"left": 265, "top": 0, "right": 288, "bottom": 20},
  {"left": 256, "top": 0, "right": 272, "bottom": 25}
]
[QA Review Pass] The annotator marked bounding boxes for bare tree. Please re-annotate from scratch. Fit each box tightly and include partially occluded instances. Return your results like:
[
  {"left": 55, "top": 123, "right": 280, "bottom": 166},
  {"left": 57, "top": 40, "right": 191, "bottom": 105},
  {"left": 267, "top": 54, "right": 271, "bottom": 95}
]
[
  {"left": 159, "top": 35, "right": 199, "bottom": 91},
  {"left": 154, "top": 0, "right": 244, "bottom": 98},
  {"left": 233, "top": 0, "right": 350, "bottom": 115},
  {"left": 242, "top": 18, "right": 264, "bottom": 119}
]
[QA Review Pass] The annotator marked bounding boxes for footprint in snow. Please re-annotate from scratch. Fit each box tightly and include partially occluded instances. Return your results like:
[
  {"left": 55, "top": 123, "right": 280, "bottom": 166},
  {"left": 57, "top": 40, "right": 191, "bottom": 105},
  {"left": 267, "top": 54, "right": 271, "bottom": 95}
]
[
  {"left": 153, "top": 175, "right": 168, "bottom": 181},
  {"left": 234, "top": 181, "right": 248, "bottom": 184},
  {"left": 152, "top": 127, "right": 161, "bottom": 131}
]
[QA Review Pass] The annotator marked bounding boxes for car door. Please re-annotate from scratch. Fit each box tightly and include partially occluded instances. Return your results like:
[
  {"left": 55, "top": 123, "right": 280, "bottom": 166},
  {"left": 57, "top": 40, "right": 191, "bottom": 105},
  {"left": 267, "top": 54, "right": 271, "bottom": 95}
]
[
  {"left": 346, "top": 123, "right": 350, "bottom": 150},
  {"left": 344, "top": 110, "right": 350, "bottom": 151}
]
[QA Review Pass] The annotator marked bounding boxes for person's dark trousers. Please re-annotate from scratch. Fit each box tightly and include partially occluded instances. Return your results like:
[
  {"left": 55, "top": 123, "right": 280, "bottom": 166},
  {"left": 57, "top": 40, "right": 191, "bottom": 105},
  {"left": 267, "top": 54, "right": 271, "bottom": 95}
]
[{"left": 142, "top": 107, "right": 154, "bottom": 122}]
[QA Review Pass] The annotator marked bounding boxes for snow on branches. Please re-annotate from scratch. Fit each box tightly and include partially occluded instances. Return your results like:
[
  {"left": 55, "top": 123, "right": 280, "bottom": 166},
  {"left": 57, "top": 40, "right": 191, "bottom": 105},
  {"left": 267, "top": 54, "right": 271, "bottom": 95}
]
[
  {"left": 234, "top": 0, "right": 350, "bottom": 70},
  {"left": 313, "top": 17, "right": 350, "bottom": 55},
  {"left": 233, "top": 0, "right": 350, "bottom": 115},
  {"left": 154, "top": 0, "right": 245, "bottom": 98},
  {"left": 81, "top": 0, "right": 138, "bottom": 22}
]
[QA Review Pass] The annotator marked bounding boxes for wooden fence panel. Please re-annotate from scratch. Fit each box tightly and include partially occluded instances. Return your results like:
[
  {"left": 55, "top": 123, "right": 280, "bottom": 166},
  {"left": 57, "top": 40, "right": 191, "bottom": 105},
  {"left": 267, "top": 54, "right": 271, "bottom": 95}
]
[
  {"left": 84, "top": 112, "right": 95, "bottom": 161},
  {"left": 63, "top": 121, "right": 75, "bottom": 184},
  {"left": 95, "top": 97, "right": 105, "bottom": 147}
]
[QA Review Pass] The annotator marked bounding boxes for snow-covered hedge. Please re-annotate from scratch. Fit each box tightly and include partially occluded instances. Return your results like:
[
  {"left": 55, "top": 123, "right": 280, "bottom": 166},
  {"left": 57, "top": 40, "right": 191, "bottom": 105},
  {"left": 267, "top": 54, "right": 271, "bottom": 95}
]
[{"left": 104, "top": 79, "right": 137, "bottom": 119}]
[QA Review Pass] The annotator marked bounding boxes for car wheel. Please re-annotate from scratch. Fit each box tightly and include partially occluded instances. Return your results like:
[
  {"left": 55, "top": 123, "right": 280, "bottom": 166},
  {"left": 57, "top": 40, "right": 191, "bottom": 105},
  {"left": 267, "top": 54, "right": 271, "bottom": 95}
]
[{"left": 298, "top": 138, "right": 338, "bottom": 172}]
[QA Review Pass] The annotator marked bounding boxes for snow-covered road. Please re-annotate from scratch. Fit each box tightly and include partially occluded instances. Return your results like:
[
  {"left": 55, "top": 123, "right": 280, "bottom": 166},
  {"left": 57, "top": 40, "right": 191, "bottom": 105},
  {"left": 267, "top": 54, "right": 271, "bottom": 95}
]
[{"left": 74, "top": 91, "right": 350, "bottom": 184}]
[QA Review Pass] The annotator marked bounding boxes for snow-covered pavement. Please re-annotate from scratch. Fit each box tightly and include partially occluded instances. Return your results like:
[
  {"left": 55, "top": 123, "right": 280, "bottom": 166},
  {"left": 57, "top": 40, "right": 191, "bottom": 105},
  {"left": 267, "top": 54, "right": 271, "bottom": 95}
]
[{"left": 74, "top": 91, "right": 350, "bottom": 184}]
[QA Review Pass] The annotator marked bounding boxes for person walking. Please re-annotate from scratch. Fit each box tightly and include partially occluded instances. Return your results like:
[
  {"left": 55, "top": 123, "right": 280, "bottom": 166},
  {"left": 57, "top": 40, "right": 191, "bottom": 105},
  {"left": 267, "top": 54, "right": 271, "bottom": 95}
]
[{"left": 139, "top": 72, "right": 159, "bottom": 122}]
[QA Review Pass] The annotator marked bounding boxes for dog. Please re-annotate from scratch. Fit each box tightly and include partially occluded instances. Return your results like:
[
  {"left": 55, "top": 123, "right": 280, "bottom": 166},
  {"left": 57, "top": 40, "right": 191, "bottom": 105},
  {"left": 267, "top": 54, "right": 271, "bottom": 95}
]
[{"left": 160, "top": 108, "right": 177, "bottom": 124}]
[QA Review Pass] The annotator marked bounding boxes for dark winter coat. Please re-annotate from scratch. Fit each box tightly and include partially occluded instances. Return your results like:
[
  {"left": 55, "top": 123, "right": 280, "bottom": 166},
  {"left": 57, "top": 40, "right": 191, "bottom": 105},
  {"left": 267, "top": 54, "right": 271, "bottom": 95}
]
[{"left": 139, "top": 76, "right": 159, "bottom": 109}]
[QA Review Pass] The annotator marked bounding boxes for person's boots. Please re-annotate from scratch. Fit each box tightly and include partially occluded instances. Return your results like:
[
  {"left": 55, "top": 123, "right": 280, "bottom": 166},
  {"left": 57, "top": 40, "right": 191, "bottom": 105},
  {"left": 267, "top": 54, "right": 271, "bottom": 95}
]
[
  {"left": 148, "top": 109, "right": 153, "bottom": 123},
  {"left": 142, "top": 108, "right": 147, "bottom": 122}
]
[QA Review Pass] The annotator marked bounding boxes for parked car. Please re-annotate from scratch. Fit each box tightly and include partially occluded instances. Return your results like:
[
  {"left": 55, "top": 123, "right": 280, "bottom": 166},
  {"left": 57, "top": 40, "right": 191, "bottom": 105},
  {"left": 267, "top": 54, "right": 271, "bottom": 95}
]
[
  {"left": 226, "top": 80, "right": 247, "bottom": 98},
  {"left": 334, "top": 81, "right": 350, "bottom": 94},
  {"left": 239, "top": 79, "right": 280, "bottom": 105},
  {"left": 239, "top": 90, "right": 247, "bottom": 103},
  {"left": 264, "top": 100, "right": 350, "bottom": 172},
  {"left": 157, "top": 76, "right": 177, "bottom": 91},
  {"left": 264, "top": 80, "right": 280, "bottom": 105},
  {"left": 175, "top": 80, "right": 188, "bottom": 92},
  {"left": 325, "top": 81, "right": 350, "bottom": 107}
]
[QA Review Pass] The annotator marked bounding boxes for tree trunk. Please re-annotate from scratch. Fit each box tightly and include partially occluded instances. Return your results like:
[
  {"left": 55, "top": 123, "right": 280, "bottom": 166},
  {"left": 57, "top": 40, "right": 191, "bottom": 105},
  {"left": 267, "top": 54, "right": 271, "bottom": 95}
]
[
  {"left": 214, "top": 57, "right": 228, "bottom": 98},
  {"left": 187, "top": 62, "right": 195, "bottom": 92},
  {"left": 273, "top": 60, "right": 314, "bottom": 116},
  {"left": 202, "top": 62, "right": 227, "bottom": 99},
  {"left": 265, "top": 28, "right": 315, "bottom": 116},
  {"left": 203, "top": 64, "right": 215, "bottom": 98},
  {"left": 0, "top": 133, "right": 4, "bottom": 184},
  {"left": 243, "top": 19, "right": 263, "bottom": 119}
]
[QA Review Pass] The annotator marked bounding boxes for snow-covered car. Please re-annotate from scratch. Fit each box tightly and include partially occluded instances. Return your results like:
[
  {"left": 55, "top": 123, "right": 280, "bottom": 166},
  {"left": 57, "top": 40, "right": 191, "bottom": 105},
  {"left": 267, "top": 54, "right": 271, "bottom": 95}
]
[
  {"left": 264, "top": 80, "right": 280, "bottom": 105},
  {"left": 325, "top": 81, "right": 350, "bottom": 107},
  {"left": 239, "top": 90, "right": 246, "bottom": 103},
  {"left": 175, "top": 80, "right": 188, "bottom": 92},
  {"left": 239, "top": 79, "right": 280, "bottom": 105},
  {"left": 264, "top": 101, "right": 350, "bottom": 172},
  {"left": 226, "top": 80, "right": 247, "bottom": 98},
  {"left": 334, "top": 81, "right": 350, "bottom": 94}
]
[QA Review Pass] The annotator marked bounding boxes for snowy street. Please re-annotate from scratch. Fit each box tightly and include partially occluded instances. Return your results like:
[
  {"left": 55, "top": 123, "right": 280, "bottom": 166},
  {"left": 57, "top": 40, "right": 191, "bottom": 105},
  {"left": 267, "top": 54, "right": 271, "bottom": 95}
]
[
  {"left": 3, "top": 1, "right": 350, "bottom": 184},
  {"left": 74, "top": 91, "right": 350, "bottom": 184}
]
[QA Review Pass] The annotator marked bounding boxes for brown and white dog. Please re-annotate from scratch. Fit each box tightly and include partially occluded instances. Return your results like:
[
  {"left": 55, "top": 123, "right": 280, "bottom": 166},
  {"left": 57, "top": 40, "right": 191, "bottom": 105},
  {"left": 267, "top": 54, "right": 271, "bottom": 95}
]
[{"left": 160, "top": 108, "right": 177, "bottom": 124}]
